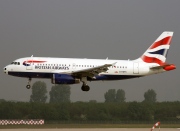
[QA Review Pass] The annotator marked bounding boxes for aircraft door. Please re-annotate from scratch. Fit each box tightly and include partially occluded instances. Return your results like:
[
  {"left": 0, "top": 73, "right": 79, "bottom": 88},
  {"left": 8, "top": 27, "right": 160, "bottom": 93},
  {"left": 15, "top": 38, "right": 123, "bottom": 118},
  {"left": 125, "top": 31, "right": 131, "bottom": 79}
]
[
  {"left": 26, "top": 59, "right": 33, "bottom": 70},
  {"left": 133, "top": 62, "right": 139, "bottom": 74}
]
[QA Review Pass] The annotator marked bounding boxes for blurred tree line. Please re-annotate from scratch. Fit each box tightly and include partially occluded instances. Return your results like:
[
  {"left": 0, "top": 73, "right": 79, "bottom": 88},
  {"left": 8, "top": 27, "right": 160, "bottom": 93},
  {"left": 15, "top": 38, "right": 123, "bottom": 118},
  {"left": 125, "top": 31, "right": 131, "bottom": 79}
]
[
  {"left": 29, "top": 81, "right": 157, "bottom": 104},
  {"left": 0, "top": 100, "right": 180, "bottom": 122},
  {"left": 0, "top": 81, "right": 179, "bottom": 122}
]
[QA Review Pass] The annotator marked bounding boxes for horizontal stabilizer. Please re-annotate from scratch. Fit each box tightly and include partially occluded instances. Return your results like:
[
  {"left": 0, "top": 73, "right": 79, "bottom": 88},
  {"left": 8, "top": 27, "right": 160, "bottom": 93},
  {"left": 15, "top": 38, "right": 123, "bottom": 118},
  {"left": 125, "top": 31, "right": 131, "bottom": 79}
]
[{"left": 150, "top": 64, "right": 176, "bottom": 71}]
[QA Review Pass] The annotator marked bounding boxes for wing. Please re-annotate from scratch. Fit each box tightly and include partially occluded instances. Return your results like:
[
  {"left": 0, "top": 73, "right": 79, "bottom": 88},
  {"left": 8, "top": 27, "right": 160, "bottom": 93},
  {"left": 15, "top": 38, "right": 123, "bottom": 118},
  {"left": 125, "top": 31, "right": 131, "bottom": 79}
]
[
  {"left": 71, "top": 63, "right": 116, "bottom": 78},
  {"left": 52, "top": 62, "right": 116, "bottom": 78}
]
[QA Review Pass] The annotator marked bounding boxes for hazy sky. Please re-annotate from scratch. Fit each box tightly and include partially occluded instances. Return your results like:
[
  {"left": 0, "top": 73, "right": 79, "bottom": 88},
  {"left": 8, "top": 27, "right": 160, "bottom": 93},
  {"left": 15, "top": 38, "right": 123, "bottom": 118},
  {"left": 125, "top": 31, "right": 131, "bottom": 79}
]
[{"left": 0, "top": 0, "right": 179, "bottom": 102}]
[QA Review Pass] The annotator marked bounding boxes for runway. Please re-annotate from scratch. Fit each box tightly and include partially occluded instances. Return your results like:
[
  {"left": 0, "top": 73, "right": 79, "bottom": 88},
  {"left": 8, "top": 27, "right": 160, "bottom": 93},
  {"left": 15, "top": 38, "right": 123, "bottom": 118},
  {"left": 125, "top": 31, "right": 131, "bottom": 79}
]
[{"left": 0, "top": 128, "right": 179, "bottom": 131}]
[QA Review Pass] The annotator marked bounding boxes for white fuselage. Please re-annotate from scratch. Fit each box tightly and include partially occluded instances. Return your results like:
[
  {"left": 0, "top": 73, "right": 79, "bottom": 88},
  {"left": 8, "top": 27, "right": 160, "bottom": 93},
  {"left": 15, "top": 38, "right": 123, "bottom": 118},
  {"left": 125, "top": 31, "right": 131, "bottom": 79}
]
[{"left": 4, "top": 57, "right": 162, "bottom": 81}]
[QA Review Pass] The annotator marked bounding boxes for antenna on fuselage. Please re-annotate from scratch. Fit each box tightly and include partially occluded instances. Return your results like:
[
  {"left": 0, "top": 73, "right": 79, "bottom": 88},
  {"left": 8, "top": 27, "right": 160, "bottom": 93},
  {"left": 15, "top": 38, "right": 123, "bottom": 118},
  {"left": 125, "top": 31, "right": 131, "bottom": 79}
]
[
  {"left": 106, "top": 57, "right": 108, "bottom": 60},
  {"left": 31, "top": 55, "right": 33, "bottom": 57}
]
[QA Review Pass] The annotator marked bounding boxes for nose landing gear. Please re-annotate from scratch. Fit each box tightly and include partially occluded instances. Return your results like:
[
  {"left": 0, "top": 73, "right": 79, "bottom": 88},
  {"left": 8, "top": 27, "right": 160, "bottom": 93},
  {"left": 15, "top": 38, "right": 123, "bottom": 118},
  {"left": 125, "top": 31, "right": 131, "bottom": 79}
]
[
  {"left": 26, "top": 85, "right": 31, "bottom": 89},
  {"left": 26, "top": 78, "right": 31, "bottom": 89}
]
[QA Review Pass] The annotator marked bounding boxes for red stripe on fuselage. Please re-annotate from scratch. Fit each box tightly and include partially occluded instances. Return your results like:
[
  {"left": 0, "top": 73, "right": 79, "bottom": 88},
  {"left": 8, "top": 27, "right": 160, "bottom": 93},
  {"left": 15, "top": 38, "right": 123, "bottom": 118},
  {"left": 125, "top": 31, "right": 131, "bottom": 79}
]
[
  {"left": 150, "top": 36, "right": 172, "bottom": 49},
  {"left": 27, "top": 60, "right": 46, "bottom": 63}
]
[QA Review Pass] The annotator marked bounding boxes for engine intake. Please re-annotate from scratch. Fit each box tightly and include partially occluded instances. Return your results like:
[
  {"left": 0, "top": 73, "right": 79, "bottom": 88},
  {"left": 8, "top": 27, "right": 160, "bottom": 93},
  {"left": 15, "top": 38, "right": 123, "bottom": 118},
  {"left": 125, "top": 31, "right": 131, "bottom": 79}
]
[{"left": 51, "top": 74, "right": 80, "bottom": 84}]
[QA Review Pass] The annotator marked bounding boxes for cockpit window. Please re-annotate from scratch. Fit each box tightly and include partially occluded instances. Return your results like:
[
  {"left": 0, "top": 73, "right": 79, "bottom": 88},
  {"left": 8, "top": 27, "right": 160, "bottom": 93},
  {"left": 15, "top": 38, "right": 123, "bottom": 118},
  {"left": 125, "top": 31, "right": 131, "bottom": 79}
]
[{"left": 11, "top": 62, "right": 20, "bottom": 65}]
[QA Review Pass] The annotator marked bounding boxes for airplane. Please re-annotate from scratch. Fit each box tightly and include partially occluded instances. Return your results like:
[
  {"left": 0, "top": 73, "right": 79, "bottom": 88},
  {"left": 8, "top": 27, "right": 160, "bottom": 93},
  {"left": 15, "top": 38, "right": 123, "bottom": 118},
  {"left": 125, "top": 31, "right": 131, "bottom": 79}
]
[{"left": 3, "top": 31, "right": 176, "bottom": 91}]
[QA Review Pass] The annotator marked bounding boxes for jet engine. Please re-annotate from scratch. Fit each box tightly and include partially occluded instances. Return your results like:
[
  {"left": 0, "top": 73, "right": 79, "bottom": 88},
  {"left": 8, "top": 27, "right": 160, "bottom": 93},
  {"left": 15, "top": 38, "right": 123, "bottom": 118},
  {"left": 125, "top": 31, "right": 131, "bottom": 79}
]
[{"left": 51, "top": 74, "right": 80, "bottom": 84}]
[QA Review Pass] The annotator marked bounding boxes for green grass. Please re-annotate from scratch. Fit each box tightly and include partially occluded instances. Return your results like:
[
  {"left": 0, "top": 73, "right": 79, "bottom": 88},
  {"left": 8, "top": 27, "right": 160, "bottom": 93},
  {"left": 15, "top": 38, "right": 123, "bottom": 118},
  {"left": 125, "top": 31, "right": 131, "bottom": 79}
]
[{"left": 0, "top": 123, "right": 180, "bottom": 129}]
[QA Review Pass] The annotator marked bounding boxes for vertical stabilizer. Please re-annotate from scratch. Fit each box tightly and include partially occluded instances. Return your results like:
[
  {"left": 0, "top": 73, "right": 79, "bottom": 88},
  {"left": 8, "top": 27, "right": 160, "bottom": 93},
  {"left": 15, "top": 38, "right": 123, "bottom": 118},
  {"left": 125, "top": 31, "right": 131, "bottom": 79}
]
[{"left": 141, "top": 31, "right": 173, "bottom": 65}]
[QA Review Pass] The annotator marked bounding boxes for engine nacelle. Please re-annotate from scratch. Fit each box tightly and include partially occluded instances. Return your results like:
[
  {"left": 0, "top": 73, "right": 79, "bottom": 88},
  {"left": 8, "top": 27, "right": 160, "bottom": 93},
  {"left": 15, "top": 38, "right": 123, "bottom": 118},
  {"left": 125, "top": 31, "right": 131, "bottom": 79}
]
[{"left": 51, "top": 74, "right": 80, "bottom": 84}]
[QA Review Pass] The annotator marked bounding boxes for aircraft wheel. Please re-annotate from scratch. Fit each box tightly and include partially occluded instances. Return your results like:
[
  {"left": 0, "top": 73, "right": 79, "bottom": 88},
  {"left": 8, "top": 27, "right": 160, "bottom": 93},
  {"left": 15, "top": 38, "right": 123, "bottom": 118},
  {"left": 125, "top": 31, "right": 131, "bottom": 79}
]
[
  {"left": 81, "top": 85, "right": 90, "bottom": 91},
  {"left": 85, "top": 85, "right": 90, "bottom": 91},
  {"left": 26, "top": 85, "right": 31, "bottom": 89},
  {"left": 81, "top": 86, "right": 85, "bottom": 91}
]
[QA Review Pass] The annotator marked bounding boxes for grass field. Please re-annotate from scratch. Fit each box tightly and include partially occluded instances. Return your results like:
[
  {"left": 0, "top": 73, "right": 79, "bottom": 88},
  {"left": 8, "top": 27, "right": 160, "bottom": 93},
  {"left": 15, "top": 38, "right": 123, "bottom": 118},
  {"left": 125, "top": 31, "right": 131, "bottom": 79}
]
[{"left": 0, "top": 124, "right": 180, "bottom": 129}]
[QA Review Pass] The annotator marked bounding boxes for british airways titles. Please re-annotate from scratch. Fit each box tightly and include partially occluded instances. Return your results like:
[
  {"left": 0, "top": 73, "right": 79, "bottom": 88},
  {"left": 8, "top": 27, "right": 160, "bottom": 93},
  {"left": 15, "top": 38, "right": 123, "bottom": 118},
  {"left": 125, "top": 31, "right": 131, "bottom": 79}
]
[{"left": 35, "top": 65, "right": 69, "bottom": 70}]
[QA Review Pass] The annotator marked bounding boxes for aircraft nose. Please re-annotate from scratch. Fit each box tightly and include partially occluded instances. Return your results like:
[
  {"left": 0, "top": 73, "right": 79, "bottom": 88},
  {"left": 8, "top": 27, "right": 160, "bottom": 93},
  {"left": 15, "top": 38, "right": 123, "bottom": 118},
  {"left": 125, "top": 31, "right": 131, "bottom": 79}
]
[{"left": 3, "top": 67, "right": 8, "bottom": 74}]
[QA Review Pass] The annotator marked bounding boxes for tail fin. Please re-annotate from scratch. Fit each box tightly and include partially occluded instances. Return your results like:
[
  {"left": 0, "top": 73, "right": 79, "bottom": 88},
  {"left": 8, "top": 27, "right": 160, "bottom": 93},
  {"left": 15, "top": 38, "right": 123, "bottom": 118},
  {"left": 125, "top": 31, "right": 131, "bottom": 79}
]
[{"left": 141, "top": 31, "right": 173, "bottom": 65}]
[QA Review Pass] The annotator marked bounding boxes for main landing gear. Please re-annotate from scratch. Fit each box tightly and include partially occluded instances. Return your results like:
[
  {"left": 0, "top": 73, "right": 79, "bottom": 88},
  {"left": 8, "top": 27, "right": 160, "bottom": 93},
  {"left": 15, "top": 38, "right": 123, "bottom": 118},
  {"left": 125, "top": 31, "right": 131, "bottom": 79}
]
[
  {"left": 81, "top": 77, "right": 90, "bottom": 91},
  {"left": 81, "top": 83, "right": 90, "bottom": 91},
  {"left": 26, "top": 78, "right": 31, "bottom": 89}
]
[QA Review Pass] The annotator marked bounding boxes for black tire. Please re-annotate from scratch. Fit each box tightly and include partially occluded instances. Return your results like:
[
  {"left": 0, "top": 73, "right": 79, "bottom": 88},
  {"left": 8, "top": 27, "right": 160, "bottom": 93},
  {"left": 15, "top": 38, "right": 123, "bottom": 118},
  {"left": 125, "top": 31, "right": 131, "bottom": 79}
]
[
  {"left": 81, "top": 85, "right": 90, "bottom": 91},
  {"left": 26, "top": 85, "right": 31, "bottom": 89},
  {"left": 81, "top": 86, "right": 85, "bottom": 91},
  {"left": 85, "top": 85, "right": 90, "bottom": 91}
]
